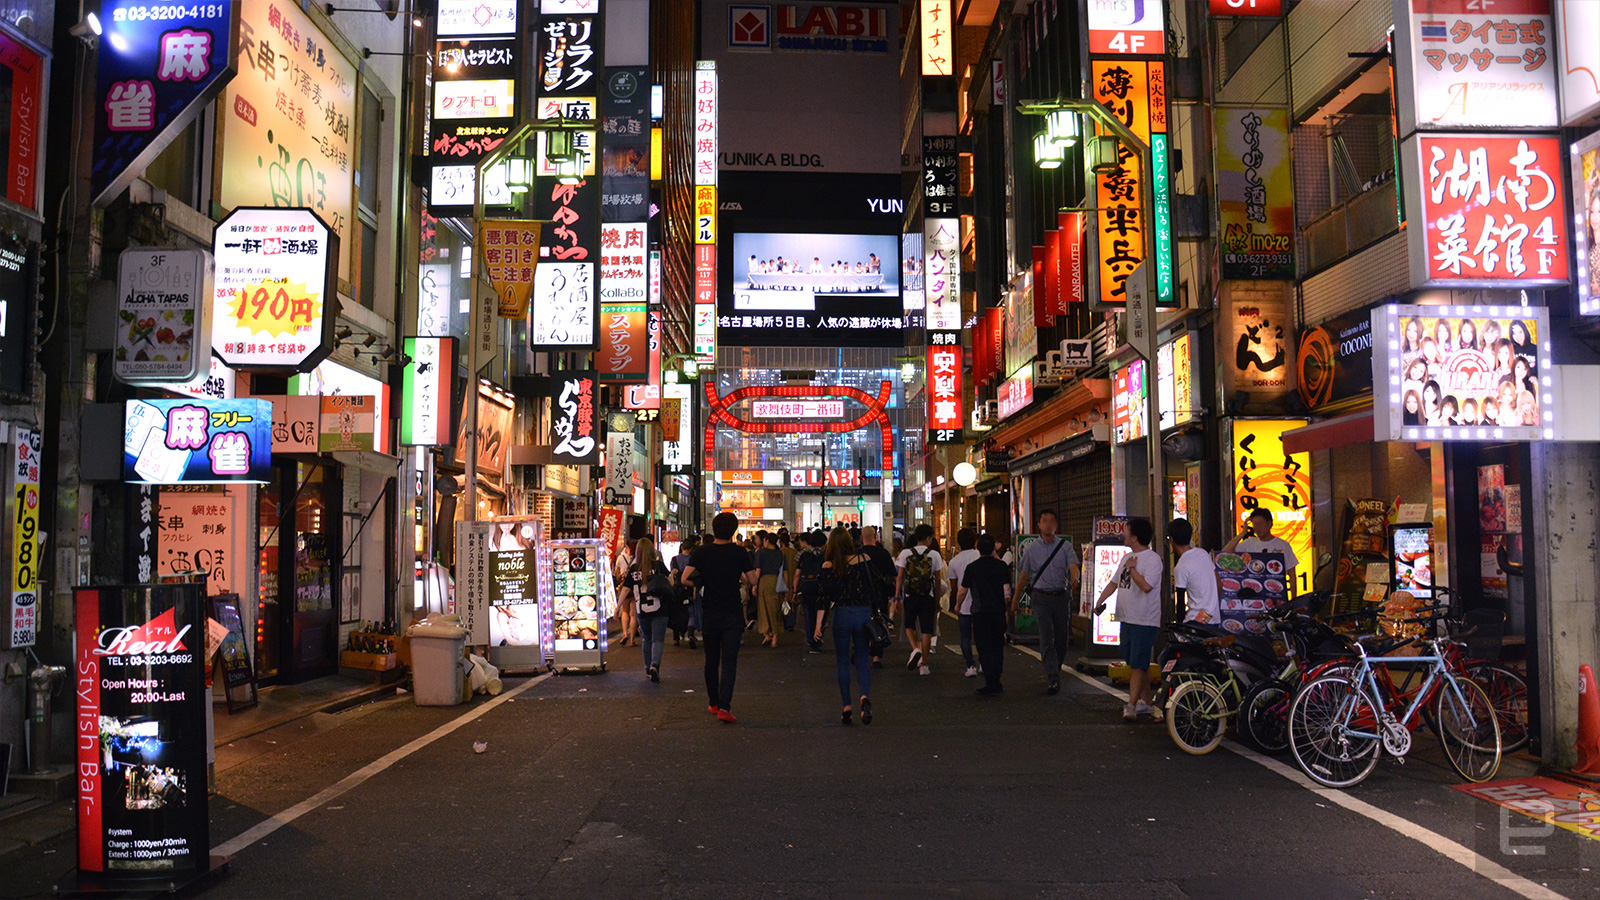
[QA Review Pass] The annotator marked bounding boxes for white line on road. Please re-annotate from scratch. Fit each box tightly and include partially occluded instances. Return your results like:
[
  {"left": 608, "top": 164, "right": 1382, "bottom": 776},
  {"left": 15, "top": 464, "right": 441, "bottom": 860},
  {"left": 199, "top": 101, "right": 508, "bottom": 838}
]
[
  {"left": 953, "top": 640, "right": 1572, "bottom": 900},
  {"left": 213, "top": 673, "right": 551, "bottom": 859}
]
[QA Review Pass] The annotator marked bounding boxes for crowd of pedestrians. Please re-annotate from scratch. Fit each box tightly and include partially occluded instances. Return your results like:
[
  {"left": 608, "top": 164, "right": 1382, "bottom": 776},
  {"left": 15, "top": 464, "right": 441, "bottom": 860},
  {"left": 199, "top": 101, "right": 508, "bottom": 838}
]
[{"left": 613, "top": 509, "right": 1209, "bottom": 728}]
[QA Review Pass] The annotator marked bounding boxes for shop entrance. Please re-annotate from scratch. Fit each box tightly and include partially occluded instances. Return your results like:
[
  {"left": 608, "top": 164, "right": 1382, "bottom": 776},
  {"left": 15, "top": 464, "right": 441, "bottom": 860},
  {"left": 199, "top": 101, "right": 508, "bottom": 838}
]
[{"left": 256, "top": 461, "right": 343, "bottom": 684}]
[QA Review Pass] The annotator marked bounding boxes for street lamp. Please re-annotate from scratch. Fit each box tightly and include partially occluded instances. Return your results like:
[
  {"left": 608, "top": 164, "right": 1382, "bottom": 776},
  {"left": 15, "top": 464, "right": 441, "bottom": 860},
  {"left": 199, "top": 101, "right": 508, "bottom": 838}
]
[{"left": 1018, "top": 97, "right": 1166, "bottom": 561}]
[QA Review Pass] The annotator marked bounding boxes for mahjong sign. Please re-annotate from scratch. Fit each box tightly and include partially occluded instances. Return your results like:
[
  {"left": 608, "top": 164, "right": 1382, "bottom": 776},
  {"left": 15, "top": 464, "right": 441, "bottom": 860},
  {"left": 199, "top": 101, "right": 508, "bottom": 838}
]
[{"left": 210, "top": 207, "right": 340, "bottom": 372}]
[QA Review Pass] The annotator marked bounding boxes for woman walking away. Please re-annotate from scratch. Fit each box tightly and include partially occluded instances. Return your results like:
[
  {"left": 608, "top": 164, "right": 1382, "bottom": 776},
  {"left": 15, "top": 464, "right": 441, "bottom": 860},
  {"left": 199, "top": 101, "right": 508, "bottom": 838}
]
[
  {"left": 817, "top": 525, "right": 877, "bottom": 725},
  {"left": 622, "top": 537, "right": 673, "bottom": 682},
  {"left": 753, "top": 531, "right": 787, "bottom": 647},
  {"left": 670, "top": 536, "right": 699, "bottom": 648}
]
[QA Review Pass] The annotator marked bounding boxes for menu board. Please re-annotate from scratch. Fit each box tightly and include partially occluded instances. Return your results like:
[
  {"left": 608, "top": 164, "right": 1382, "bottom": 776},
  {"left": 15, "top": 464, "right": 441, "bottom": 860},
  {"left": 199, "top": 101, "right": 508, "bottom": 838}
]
[
  {"left": 1391, "top": 525, "right": 1434, "bottom": 601},
  {"left": 1334, "top": 499, "right": 1390, "bottom": 614},
  {"left": 1214, "top": 551, "right": 1287, "bottom": 635},
  {"left": 550, "top": 545, "right": 603, "bottom": 652}
]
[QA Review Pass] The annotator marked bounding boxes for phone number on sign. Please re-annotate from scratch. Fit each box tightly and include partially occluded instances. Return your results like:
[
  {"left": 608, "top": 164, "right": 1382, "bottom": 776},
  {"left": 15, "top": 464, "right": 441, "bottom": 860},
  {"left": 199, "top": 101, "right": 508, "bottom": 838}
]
[{"left": 113, "top": 5, "right": 228, "bottom": 23}]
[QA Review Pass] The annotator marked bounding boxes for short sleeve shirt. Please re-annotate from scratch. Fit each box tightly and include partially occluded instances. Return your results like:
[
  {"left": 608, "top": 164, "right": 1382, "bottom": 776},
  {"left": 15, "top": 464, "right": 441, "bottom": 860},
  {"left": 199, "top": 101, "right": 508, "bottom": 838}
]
[
  {"left": 947, "top": 549, "right": 981, "bottom": 614},
  {"left": 1173, "top": 547, "right": 1219, "bottom": 625},
  {"left": 1115, "top": 547, "right": 1164, "bottom": 627},
  {"left": 962, "top": 557, "right": 1013, "bottom": 617},
  {"left": 1020, "top": 536, "right": 1080, "bottom": 593},
  {"left": 1237, "top": 536, "right": 1298, "bottom": 572},
  {"left": 688, "top": 543, "right": 756, "bottom": 626}
]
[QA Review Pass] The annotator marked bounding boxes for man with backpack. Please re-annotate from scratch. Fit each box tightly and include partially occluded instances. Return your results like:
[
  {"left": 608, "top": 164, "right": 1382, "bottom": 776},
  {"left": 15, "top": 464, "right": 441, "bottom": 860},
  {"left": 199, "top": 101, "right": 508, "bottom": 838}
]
[
  {"left": 1015, "top": 509, "right": 1081, "bottom": 695},
  {"left": 793, "top": 530, "right": 828, "bottom": 652},
  {"left": 895, "top": 524, "right": 944, "bottom": 676}
]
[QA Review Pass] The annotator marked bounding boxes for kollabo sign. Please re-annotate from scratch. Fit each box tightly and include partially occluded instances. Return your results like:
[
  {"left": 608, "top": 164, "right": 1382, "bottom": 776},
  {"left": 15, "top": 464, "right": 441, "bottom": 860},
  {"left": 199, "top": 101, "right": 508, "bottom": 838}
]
[
  {"left": 114, "top": 248, "right": 214, "bottom": 385},
  {"left": 75, "top": 584, "right": 210, "bottom": 878},
  {"left": 210, "top": 207, "right": 339, "bottom": 372}
]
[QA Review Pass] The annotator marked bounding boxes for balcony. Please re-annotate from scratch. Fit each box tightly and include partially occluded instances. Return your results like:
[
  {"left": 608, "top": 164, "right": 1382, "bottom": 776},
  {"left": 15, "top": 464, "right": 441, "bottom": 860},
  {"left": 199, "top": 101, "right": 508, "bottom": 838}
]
[{"left": 1303, "top": 177, "right": 1400, "bottom": 275}]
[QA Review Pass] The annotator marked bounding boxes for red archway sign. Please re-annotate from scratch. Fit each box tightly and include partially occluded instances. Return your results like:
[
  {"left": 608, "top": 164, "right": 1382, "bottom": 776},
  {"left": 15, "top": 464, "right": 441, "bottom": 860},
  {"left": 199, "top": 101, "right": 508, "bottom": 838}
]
[{"left": 703, "top": 381, "right": 895, "bottom": 477}]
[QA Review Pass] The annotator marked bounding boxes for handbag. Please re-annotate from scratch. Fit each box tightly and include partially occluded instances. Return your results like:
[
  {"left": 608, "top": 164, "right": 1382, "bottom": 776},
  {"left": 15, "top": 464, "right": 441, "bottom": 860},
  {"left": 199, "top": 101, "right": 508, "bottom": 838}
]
[
  {"left": 775, "top": 563, "right": 788, "bottom": 594},
  {"left": 866, "top": 613, "right": 892, "bottom": 654}
]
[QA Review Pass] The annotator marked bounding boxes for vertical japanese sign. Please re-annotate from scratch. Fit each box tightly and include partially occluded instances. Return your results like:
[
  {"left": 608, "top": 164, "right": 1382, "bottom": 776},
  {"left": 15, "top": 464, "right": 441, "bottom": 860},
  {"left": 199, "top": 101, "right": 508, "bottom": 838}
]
[
  {"left": 123, "top": 398, "right": 273, "bottom": 484},
  {"left": 1091, "top": 59, "right": 1172, "bottom": 307},
  {"left": 1057, "top": 211, "right": 1085, "bottom": 307},
  {"left": 478, "top": 219, "right": 543, "bottom": 319},
  {"left": 1229, "top": 419, "right": 1314, "bottom": 596},
  {"left": 75, "top": 584, "right": 211, "bottom": 876},
  {"left": 6, "top": 427, "right": 40, "bottom": 648},
  {"left": 1393, "top": 0, "right": 1557, "bottom": 133},
  {"left": 921, "top": 0, "right": 953, "bottom": 75},
  {"left": 453, "top": 520, "right": 493, "bottom": 645},
  {"left": 429, "top": 0, "right": 522, "bottom": 209},
  {"left": 1220, "top": 282, "right": 1295, "bottom": 402},
  {"left": 1403, "top": 134, "right": 1568, "bottom": 287},
  {"left": 927, "top": 331, "right": 963, "bottom": 443},
  {"left": 92, "top": 1, "right": 236, "bottom": 206},
  {"left": 533, "top": 5, "right": 604, "bottom": 349},
  {"left": 157, "top": 495, "right": 235, "bottom": 594},
  {"left": 210, "top": 206, "right": 338, "bottom": 372},
  {"left": 604, "top": 429, "right": 636, "bottom": 507},
  {"left": 923, "top": 135, "right": 961, "bottom": 330},
  {"left": 1572, "top": 131, "right": 1600, "bottom": 315},
  {"left": 603, "top": 67, "right": 650, "bottom": 223},
  {"left": 1217, "top": 107, "right": 1295, "bottom": 280},
  {"left": 550, "top": 370, "right": 600, "bottom": 466},
  {"left": 597, "top": 297, "right": 648, "bottom": 381},
  {"left": 0, "top": 29, "right": 42, "bottom": 212},
  {"left": 597, "top": 506, "right": 626, "bottom": 569},
  {"left": 220, "top": 1, "right": 357, "bottom": 280},
  {"left": 1004, "top": 280, "right": 1036, "bottom": 379},
  {"left": 1087, "top": 0, "right": 1166, "bottom": 55},
  {"left": 661, "top": 382, "right": 691, "bottom": 467},
  {"left": 125, "top": 485, "right": 159, "bottom": 583},
  {"left": 623, "top": 310, "right": 662, "bottom": 409},
  {"left": 694, "top": 62, "right": 718, "bottom": 365},
  {"left": 402, "top": 337, "right": 454, "bottom": 446}
]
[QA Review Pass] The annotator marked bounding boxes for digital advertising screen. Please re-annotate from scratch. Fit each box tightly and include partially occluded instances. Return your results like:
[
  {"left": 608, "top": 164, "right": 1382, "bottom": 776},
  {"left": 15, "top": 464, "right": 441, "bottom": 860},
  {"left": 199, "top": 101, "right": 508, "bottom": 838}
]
[{"left": 725, "top": 232, "right": 901, "bottom": 342}]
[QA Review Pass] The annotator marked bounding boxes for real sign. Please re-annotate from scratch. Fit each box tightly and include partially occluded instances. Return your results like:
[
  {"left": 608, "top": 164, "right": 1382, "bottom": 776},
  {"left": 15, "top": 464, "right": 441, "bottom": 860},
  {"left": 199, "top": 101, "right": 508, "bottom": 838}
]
[
  {"left": 114, "top": 248, "right": 214, "bottom": 384},
  {"left": 211, "top": 207, "right": 338, "bottom": 372}
]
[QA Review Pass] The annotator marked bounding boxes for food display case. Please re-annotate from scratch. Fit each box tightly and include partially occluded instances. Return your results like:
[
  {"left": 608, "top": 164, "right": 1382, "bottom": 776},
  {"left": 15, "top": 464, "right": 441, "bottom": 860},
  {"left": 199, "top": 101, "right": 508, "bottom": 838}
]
[{"left": 539, "top": 538, "right": 615, "bottom": 672}]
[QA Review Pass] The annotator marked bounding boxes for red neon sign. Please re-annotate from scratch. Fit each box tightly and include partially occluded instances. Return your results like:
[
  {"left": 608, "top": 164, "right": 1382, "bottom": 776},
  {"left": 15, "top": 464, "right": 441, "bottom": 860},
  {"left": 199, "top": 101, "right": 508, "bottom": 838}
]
[{"left": 703, "top": 381, "right": 895, "bottom": 475}]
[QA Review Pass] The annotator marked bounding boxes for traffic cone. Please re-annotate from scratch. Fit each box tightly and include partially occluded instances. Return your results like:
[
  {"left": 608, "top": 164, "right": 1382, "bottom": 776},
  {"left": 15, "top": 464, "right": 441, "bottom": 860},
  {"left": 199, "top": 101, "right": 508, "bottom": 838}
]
[{"left": 1575, "top": 665, "right": 1600, "bottom": 776}]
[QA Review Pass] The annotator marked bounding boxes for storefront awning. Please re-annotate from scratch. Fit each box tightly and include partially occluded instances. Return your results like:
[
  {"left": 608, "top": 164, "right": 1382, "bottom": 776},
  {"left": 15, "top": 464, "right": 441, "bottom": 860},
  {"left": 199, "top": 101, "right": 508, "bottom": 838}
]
[
  {"left": 1281, "top": 410, "right": 1375, "bottom": 455},
  {"left": 331, "top": 450, "right": 401, "bottom": 477}
]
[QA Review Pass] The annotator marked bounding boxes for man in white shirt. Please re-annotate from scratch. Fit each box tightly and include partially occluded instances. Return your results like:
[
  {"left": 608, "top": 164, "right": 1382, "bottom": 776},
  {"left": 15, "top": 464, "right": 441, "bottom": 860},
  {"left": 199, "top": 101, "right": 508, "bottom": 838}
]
[
  {"left": 1223, "top": 507, "right": 1299, "bottom": 597},
  {"left": 945, "top": 528, "right": 982, "bottom": 677},
  {"left": 1094, "top": 518, "right": 1164, "bottom": 722},
  {"left": 1169, "top": 518, "right": 1219, "bottom": 625},
  {"left": 895, "top": 524, "right": 944, "bottom": 675}
]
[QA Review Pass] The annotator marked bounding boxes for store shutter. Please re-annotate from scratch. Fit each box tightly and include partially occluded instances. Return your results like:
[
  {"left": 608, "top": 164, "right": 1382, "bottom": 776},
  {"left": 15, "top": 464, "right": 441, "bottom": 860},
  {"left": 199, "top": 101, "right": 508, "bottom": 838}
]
[{"left": 1028, "top": 448, "right": 1112, "bottom": 549}]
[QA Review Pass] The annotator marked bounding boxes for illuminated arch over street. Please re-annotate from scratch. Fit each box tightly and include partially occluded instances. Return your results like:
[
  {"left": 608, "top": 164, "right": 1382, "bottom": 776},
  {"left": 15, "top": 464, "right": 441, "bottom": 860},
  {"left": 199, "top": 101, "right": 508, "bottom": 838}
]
[{"left": 702, "top": 380, "right": 895, "bottom": 476}]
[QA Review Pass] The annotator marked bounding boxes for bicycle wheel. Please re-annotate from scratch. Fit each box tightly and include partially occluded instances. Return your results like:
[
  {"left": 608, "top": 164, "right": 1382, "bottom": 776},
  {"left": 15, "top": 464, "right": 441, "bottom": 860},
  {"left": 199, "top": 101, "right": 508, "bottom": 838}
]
[
  {"left": 1467, "top": 664, "right": 1529, "bottom": 754},
  {"left": 1166, "top": 680, "right": 1228, "bottom": 755},
  {"left": 1289, "top": 675, "right": 1382, "bottom": 788},
  {"left": 1435, "top": 676, "right": 1502, "bottom": 783},
  {"left": 1240, "top": 678, "right": 1292, "bottom": 754}
]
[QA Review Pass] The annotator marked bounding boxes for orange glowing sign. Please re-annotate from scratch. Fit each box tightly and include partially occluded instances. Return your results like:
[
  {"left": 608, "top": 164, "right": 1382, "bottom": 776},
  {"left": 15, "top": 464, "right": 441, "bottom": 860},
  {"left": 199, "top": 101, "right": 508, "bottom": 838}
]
[{"left": 1230, "top": 419, "right": 1314, "bottom": 595}]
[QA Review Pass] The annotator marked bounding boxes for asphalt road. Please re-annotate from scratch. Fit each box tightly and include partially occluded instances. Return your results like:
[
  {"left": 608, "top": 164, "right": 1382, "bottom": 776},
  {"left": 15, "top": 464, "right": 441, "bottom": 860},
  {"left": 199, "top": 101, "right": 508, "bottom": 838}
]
[{"left": 4, "top": 629, "right": 1596, "bottom": 899}]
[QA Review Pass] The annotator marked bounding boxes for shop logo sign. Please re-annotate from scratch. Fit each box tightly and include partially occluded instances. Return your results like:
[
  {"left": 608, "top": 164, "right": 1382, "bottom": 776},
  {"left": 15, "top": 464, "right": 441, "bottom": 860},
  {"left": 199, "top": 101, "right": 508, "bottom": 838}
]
[{"left": 730, "top": 6, "right": 771, "bottom": 48}]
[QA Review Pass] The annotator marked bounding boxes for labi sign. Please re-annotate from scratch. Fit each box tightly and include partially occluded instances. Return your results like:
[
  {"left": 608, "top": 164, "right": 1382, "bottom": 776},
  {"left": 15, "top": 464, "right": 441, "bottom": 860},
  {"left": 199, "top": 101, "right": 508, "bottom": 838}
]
[{"left": 74, "top": 584, "right": 211, "bottom": 881}]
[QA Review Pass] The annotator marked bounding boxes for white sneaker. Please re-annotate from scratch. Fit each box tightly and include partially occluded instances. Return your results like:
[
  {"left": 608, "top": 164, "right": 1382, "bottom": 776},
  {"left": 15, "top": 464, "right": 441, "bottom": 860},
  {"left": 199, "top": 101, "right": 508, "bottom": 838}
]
[
  {"left": 1134, "top": 701, "right": 1162, "bottom": 722},
  {"left": 963, "top": 666, "right": 978, "bottom": 678},
  {"left": 1122, "top": 703, "right": 1137, "bottom": 722},
  {"left": 906, "top": 649, "right": 922, "bottom": 671},
  {"left": 930, "top": 636, "right": 938, "bottom": 648},
  {"left": 918, "top": 664, "right": 931, "bottom": 676}
]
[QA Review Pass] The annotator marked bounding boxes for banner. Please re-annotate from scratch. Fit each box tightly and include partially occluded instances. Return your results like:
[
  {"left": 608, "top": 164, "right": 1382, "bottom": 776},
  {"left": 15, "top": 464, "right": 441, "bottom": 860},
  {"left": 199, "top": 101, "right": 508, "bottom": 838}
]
[
  {"left": 123, "top": 398, "right": 272, "bottom": 484},
  {"left": 598, "top": 506, "right": 627, "bottom": 569},
  {"left": 478, "top": 219, "right": 542, "bottom": 319},
  {"left": 1217, "top": 107, "right": 1294, "bottom": 280},
  {"left": 1394, "top": 0, "right": 1557, "bottom": 133},
  {"left": 114, "top": 248, "right": 215, "bottom": 384},
  {"left": 210, "top": 207, "right": 339, "bottom": 372},
  {"left": 6, "top": 427, "right": 39, "bottom": 648}
]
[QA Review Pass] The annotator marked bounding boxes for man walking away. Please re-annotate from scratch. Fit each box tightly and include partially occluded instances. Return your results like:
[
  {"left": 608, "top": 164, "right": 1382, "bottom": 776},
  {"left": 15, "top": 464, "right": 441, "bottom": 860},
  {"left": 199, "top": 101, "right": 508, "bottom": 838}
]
[
  {"left": 682, "top": 512, "right": 759, "bottom": 723},
  {"left": 1015, "top": 510, "right": 1081, "bottom": 695},
  {"left": 794, "top": 530, "right": 828, "bottom": 653},
  {"left": 1094, "top": 518, "right": 1164, "bottom": 722},
  {"left": 945, "top": 528, "right": 981, "bottom": 677},
  {"left": 1170, "top": 518, "right": 1220, "bottom": 626},
  {"left": 895, "top": 524, "right": 944, "bottom": 676},
  {"left": 961, "top": 534, "right": 1012, "bottom": 694},
  {"left": 859, "top": 526, "right": 896, "bottom": 668}
]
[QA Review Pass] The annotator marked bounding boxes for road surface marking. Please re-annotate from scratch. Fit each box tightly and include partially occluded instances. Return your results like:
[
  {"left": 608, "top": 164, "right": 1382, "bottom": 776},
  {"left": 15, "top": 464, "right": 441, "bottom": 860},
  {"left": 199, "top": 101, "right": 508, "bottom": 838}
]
[
  {"left": 214, "top": 673, "right": 551, "bottom": 858},
  {"left": 970, "top": 641, "right": 1572, "bottom": 900}
]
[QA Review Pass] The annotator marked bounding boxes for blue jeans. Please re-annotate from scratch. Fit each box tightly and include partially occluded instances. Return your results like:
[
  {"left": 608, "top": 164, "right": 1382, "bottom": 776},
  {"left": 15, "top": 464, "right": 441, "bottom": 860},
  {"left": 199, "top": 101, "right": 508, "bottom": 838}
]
[
  {"left": 641, "top": 616, "right": 668, "bottom": 669},
  {"left": 958, "top": 613, "right": 976, "bottom": 668},
  {"left": 831, "top": 604, "right": 873, "bottom": 707}
]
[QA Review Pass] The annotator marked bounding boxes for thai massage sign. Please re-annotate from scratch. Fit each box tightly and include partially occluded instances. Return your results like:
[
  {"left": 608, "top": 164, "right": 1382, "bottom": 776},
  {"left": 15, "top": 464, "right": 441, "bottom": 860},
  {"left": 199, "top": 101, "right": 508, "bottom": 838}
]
[
  {"left": 211, "top": 207, "right": 338, "bottom": 371},
  {"left": 220, "top": 0, "right": 357, "bottom": 280},
  {"left": 123, "top": 398, "right": 272, "bottom": 484},
  {"left": 1394, "top": 0, "right": 1557, "bottom": 133},
  {"left": 1403, "top": 134, "right": 1568, "bottom": 287},
  {"left": 550, "top": 370, "right": 600, "bottom": 466}
]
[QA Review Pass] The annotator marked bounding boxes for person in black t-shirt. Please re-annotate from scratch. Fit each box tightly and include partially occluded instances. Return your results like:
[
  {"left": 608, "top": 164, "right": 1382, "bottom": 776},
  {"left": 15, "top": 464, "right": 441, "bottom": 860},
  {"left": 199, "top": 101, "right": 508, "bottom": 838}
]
[
  {"left": 860, "top": 526, "right": 896, "bottom": 668},
  {"left": 681, "top": 512, "right": 759, "bottom": 723},
  {"left": 961, "top": 534, "right": 1013, "bottom": 695}
]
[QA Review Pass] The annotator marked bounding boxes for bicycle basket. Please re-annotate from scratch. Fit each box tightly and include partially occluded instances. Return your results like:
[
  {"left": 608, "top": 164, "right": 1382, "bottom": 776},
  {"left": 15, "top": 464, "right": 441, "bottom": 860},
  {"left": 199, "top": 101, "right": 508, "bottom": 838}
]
[{"left": 1453, "top": 608, "right": 1505, "bottom": 662}]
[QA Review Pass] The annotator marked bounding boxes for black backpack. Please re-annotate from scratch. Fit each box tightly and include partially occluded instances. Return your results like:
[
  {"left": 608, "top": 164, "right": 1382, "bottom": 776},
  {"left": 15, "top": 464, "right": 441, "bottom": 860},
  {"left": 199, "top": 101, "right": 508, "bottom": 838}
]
[
  {"left": 795, "top": 549, "right": 825, "bottom": 600},
  {"left": 638, "top": 564, "right": 675, "bottom": 615}
]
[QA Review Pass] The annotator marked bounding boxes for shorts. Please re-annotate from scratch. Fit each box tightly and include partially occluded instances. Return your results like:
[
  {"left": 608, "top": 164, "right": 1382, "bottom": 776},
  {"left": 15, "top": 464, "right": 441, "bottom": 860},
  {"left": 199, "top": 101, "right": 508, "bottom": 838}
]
[
  {"left": 1121, "top": 623, "right": 1160, "bottom": 669},
  {"left": 902, "top": 595, "right": 938, "bottom": 635}
]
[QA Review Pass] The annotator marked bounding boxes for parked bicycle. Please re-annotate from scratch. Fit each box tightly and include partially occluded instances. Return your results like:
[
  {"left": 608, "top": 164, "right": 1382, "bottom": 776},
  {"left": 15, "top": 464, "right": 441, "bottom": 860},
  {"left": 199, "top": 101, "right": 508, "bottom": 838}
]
[{"left": 1287, "top": 598, "right": 1501, "bottom": 788}]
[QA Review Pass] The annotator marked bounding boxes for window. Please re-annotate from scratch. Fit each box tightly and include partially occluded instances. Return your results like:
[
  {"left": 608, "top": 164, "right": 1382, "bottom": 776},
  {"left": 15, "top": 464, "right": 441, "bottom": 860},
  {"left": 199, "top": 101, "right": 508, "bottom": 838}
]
[{"left": 353, "top": 87, "right": 384, "bottom": 308}]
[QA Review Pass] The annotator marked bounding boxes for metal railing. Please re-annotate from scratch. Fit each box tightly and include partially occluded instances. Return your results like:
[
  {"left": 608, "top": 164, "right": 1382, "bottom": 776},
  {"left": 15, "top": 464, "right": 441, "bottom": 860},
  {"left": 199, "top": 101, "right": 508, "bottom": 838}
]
[{"left": 1304, "top": 178, "right": 1400, "bottom": 274}]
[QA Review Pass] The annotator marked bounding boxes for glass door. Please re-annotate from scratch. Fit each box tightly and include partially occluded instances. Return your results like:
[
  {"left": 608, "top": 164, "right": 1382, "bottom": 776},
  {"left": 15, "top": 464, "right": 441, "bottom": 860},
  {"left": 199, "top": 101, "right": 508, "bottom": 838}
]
[{"left": 289, "top": 462, "right": 340, "bottom": 681}]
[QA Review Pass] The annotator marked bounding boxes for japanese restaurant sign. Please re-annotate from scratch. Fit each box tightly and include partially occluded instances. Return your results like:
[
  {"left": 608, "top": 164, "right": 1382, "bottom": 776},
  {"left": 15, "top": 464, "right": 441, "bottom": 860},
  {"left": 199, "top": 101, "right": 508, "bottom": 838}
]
[
  {"left": 921, "top": 0, "right": 953, "bottom": 75},
  {"left": 623, "top": 309, "right": 662, "bottom": 409},
  {"left": 1403, "top": 134, "right": 1568, "bottom": 287},
  {"left": 604, "top": 429, "right": 636, "bottom": 507},
  {"left": 1393, "top": 0, "right": 1557, "bottom": 134},
  {"left": 114, "top": 248, "right": 215, "bottom": 385},
  {"left": 1228, "top": 419, "right": 1313, "bottom": 596},
  {"left": 1091, "top": 59, "right": 1171, "bottom": 307},
  {"left": 429, "top": 0, "right": 523, "bottom": 209},
  {"left": 157, "top": 495, "right": 235, "bottom": 594},
  {"left": 927, "top": 331, "right": 962, "bottom": 443},
  {"left": 694, "top": 61, "right": 718, "bottom": 364},
  {"left": 6, "top": 427, "right": 39, "bottom": 648},
  {"left": 550, "top": 370, "right": 600, "bottom": 466},
  {"left": 531, "top": 261, "right": 598, "bottom": 349},
  {"left": 220, "top": 0, "right": 356, "bottom": 280},
  {"left": 1055, "top": 211, "right": 1085, "bottom": 311},
  {"left": 123, "top": 398, "right": 272, "bottom": 484},
  {"left": 318, "top": 395, "right": 375, "bottom": 452},
  {"left": 478, "top": 219, "right": 542, "bottom": 319},
  {"left": 997, "top": 365, "right": 1034, "bottom": 420},
  {"left": 401, "top": 337, "right": 454, "bottom": 446},
  {"left": 210, "top": 207, "right": 338, "bottom": 372},
  {"left": 1217, "top": 107, "right": 1295, "bottom": 280},
  {"left": 91, "top": 1, "right": 236, "bottom": 206}
]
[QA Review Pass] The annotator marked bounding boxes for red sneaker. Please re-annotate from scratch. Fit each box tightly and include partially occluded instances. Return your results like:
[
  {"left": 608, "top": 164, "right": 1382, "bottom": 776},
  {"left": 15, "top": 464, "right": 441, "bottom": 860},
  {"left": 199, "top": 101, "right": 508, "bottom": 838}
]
[
  {"left": 716, "top": 709, "right": 738, "bottom": 724},
  {"left": 707, "top": 705, "right": 719, "bottom": 715}
]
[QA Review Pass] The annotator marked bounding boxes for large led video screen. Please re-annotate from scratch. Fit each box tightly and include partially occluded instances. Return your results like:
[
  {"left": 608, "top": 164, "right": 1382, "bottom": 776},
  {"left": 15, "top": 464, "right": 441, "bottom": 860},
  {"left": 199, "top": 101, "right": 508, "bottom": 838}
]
[{"left": 721, "top": 232, "right": 903, "bottom": 347}]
